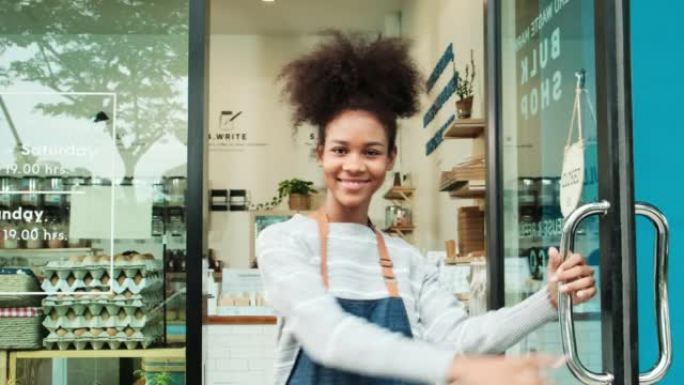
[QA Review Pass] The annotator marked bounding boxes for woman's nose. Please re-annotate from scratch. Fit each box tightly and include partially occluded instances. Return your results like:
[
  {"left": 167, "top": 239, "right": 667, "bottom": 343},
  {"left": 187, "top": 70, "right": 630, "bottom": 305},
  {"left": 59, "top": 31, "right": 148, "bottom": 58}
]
[{"left": 342, "top": 154, "right": 366, "bottom": 173}]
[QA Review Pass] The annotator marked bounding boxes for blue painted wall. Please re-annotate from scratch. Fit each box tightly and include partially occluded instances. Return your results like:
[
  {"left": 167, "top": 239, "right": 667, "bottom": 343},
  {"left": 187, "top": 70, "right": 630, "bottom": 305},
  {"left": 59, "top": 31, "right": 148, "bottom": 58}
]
[{"left": 632, "top": 0, "right": 684, "bottom": 382}]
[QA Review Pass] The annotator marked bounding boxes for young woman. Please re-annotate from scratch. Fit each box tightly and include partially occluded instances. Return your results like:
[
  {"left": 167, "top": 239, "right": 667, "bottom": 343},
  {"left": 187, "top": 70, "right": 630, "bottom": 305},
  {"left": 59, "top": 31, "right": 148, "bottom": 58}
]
[{"left": 257, "top": 33, "right": 596, "bottom": 385}]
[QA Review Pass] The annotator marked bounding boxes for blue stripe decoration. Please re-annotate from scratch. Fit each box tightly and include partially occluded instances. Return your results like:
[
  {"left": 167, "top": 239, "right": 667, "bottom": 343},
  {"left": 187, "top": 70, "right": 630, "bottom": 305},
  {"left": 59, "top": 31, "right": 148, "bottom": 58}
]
[
  {"left": 425, "top": 43, "right": 454, "bottom": 93},
  {"left": 425, "top": 114, "right": 455, "bottom": 156},
  {"left": 422, "top": 74, "right": 457, "bottom": 128}
]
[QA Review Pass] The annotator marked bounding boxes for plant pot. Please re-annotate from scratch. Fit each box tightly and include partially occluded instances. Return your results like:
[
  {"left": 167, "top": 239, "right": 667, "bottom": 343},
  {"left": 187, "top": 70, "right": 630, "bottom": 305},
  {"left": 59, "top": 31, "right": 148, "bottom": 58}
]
[
  {"left": 288, "top": 194, "right": 311, "bottom": 210},
  {"left": 456, "top": 95, "right": 474, "bottom": 119}
]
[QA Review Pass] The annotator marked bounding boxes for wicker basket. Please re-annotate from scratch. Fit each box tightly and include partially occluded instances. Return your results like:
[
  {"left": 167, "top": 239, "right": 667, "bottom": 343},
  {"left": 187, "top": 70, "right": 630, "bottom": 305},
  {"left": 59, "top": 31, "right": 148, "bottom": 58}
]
[
  {"left": 0, "top": 308, "right": 44, "bottom": 349},
  {"left": 0, "top": 268, "right": 42, "bottom": 307}
]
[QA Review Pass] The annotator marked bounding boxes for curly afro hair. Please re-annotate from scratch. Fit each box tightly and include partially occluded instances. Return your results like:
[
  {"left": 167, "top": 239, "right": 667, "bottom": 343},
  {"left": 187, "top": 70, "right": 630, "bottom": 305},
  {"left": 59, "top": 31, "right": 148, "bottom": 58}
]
[{"left": 279, "top": 31, "right": 423, "bottom": 149}]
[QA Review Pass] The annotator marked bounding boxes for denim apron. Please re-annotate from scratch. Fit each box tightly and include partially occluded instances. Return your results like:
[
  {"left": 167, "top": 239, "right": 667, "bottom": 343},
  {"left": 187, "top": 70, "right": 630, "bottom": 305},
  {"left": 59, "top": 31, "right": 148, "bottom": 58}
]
[{"left": 286, "top": 210, "right": 424, "bottom": 385}]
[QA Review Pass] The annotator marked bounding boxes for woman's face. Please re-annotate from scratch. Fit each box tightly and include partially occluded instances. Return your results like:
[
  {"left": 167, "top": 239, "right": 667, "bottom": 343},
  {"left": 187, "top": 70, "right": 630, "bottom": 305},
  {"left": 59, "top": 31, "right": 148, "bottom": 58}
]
[{"left": 318, "top": 109, "right": 396, "bottom": 212}]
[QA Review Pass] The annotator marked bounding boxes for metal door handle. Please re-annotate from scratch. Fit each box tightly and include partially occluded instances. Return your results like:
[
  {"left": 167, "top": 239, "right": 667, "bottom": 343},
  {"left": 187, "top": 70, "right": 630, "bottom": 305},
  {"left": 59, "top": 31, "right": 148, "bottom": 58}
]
[
  {"left": 636, "top": 203, "right": 672, "bottom": 384},
  {"left": 558, "top": 201, "right": 614, "bottom": 385}
]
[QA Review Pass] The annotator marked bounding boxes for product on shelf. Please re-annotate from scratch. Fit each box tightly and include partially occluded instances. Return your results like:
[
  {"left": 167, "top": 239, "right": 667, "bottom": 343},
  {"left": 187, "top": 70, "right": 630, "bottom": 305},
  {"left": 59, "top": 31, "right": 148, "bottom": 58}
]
[
  {"left": 0, "top": 307, "right": 44, "bottom": 349},
  {"left": 0, "top": 268, "right": 45, "bottom": 349},
  {"left": 0, "top": 267, "right": 42, "bottom": 307},
  {"left": 41, "top": 252, "right": 164, "bottom": 350},
  {"left": 41, "top": 254, "right": 162, "bottom": 294},
  {"left": 457, "top": 206, "right": 485, "bottom": 258}
]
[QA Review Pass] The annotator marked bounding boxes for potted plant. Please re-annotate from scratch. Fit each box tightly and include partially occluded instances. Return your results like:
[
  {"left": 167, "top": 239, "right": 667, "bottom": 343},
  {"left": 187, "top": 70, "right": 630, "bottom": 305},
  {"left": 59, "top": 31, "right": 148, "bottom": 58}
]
[
  {"left": 278, "top": 178, "right": 317, "bottom": 210},
  {"left": 249, "top": 178, "right": 318, "bottom": 211},
  {"left": 455, "top": 49, "right": 476, "bottom": 119}
]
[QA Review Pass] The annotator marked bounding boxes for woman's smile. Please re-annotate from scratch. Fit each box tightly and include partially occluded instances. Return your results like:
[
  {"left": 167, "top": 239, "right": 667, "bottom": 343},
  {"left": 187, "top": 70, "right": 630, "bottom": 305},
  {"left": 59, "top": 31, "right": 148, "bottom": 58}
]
[{"left": 337, "top": 178, "right": 371, "bottom": 191}]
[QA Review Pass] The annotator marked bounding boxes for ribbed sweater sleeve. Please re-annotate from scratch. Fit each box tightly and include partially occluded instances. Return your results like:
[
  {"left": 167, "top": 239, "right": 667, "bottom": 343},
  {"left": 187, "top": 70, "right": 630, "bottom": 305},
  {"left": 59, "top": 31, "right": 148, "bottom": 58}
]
[
  {"left": 415, "top": 254, "right": 557, "bottom": 353},
  {"left": 256, "top": 225, "right": 456, "bottom": 384}
]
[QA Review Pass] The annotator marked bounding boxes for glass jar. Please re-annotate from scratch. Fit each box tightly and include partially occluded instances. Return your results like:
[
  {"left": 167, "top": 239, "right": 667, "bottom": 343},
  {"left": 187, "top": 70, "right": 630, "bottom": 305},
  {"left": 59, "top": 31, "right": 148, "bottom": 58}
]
[
  {"left": 1, "top": 221, "right": 18, "bottom": 249},
  {"left": 44, "top": 177, "right": 65, "bottom": 207},
  {"left": 151, "top": 214, "right": 164, "bottom": 236},
  {"left": 22, "top": 222, "right": 44, "bottom": 249},
  {"left": 517, "top": 177, "right": 537, "bottom": 207},
  {"left": 394, "top": 207, "right": 412, "bottom": 227},
  {"left": 166, "top": 177, "right": 186, "bottom": 206},
  {"left": 152, "top": 180, "right": 166, "bottom": 207},
  {"left": 168, "top": 214, "right": 185, "bottom": 237},
  {"left": 385, "top": 205, "right": 401, "bottom": 228},
  {"left": 0, "top": 176, "right": 18, "bottom": 209},
  {"left": 46, "top": 219, "right": 65, "bottom": 249},
  {"left": 20, "top": 177, "right": 43, "bottom": 207}
]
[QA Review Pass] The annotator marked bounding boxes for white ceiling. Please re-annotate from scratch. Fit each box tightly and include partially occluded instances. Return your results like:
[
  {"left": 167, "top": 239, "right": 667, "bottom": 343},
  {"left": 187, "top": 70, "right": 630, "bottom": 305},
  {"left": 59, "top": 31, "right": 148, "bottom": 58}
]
[{"left": 210, "top": 0, "right": 406, "bottom": 35}]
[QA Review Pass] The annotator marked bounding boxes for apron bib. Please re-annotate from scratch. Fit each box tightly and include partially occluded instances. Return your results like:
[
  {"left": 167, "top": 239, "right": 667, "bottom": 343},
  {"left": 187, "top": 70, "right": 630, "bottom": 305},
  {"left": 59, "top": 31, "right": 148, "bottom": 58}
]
[{"left": 286, "top": 210, "right": 424, "bottom": 385}]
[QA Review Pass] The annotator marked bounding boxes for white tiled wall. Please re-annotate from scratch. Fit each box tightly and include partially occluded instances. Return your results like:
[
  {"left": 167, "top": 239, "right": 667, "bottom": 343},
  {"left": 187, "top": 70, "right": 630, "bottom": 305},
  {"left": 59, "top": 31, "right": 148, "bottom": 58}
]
[{"left": 205, "top": 324, "right": 278, "bottom": 385}]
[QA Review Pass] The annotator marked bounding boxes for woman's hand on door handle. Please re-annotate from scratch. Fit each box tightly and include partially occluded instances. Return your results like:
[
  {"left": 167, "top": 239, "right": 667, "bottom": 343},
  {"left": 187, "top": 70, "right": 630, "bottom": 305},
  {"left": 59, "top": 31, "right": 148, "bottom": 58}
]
[{"left": 546, "top": 247, "right": 597, "bottom": 308}]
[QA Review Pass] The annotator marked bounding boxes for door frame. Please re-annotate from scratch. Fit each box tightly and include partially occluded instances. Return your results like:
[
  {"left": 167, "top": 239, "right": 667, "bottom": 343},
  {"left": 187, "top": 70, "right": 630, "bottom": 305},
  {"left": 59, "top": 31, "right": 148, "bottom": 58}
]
[
  {"left": 187, "top": 0, "right": 210, "bottom": 382},
  {"left": 485, "top": 0, "right": 639, "bottom": 383}
]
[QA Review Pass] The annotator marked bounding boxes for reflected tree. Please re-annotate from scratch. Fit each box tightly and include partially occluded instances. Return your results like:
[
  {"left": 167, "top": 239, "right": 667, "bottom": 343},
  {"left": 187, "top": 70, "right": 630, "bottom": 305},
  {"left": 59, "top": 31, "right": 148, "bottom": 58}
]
[{"left": 0, "top": 0, "right": 189, "bottom": 177}]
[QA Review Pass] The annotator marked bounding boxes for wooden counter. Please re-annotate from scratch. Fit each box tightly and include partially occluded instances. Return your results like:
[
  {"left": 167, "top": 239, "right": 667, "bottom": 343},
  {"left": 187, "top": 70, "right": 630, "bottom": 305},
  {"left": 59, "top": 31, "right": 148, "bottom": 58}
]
[{"left": 204, "top": 315, "right": 277, "bottom": 325}]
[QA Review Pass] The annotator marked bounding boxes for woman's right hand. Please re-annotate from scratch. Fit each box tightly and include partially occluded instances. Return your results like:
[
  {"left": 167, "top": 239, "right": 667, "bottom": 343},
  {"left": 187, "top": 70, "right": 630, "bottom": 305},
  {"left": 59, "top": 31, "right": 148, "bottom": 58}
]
[{"left": 447, "top": 354, "right": 561, "bottom": 385}]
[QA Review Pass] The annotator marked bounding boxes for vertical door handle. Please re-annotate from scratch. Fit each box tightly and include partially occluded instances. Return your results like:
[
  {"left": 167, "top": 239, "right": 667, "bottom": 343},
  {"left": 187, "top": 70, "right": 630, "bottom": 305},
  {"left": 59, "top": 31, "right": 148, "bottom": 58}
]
[
  {"left": 636, "top": 203, "right": 672, "bottom": 384},
  {"left": 558, "top": 201, "right": 614, "bottom": 385}
]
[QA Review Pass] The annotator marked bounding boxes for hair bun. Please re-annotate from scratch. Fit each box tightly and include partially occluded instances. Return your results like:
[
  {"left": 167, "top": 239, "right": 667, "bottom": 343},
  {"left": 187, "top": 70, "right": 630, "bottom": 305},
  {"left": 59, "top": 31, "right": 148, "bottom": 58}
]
[{"left": 280, "top": 31, "right": 422, "bottom": 128}]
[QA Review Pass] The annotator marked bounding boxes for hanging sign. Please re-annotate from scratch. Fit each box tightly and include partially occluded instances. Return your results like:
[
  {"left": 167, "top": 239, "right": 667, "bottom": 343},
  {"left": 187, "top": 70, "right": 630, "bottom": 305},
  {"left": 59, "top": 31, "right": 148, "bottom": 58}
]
[
  {"left": 559, "top": 71, "right": 590, "bottom": 217},
  {"left": 560, "top": 139, "right": 584, "bottom": 217}
]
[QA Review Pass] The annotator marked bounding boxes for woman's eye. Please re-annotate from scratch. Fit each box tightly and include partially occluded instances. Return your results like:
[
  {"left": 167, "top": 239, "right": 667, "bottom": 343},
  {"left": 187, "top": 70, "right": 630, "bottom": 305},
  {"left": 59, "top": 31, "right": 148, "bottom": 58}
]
[
  {"left": 331, "top": 147, "right": 347, "bottom": 155},
  {"left": 366, "top": 150, "right": 382, "bottom": 157}
]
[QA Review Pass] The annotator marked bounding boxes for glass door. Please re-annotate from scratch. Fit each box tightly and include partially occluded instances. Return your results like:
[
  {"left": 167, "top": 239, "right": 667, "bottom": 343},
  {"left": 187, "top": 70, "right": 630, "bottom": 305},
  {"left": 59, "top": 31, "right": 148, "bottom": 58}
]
[
  {"left": 0, "top": 1, "right": 193, "bottom": 384},
  {"left": 493, "top": 0, "right": 669, "bottom": 384}
]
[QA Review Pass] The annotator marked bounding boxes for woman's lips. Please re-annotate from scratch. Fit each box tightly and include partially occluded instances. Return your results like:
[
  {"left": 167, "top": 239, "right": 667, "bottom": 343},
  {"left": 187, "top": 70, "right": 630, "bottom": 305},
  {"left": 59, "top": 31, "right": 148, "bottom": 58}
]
[{"left": 337, "top": 178, "right": 370, "bottom": 192}]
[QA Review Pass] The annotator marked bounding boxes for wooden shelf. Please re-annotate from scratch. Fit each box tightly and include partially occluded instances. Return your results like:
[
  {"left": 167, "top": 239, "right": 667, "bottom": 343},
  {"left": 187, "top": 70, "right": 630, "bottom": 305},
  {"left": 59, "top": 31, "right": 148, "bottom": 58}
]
[
  {"left": 11, "top": 347, "right": 185, "bottom": 359},
  {"left": 383, "top": 226, "right": 415, "bottom": 237},
  {"left": 0, "top": 248, "right": 92, "bottom": 254},
  {"left": 443, "top": 118, "right": 486, "bottom": 139},
  {"left": 382, "top": 186, "right": 414, "bottom": 201},
  {"left": 448, "top": 181, "right": 486, "bottom": 199},
  {"left": 204, "top": 315, "right": 277, "bottom": 325}
]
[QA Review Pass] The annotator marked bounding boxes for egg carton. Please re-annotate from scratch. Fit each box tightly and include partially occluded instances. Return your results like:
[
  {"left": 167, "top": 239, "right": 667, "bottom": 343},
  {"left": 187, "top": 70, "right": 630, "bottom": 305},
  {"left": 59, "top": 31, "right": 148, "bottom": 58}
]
[
  {"left": 44, "top": 334, "right": 159, "bottom": 350},
  {"left": 44, "top": 309, "right": 161, "bottom": 330},
  {"left": 45, "top": 323, "right": 162, "bottom": 339},
  {"left": 44, "top": 323, "right": 162, "bottom": 350},
  {"left": 44, "top": 259, "right": 162, "bottom": 280},
  {"left": 42, "top": 292, "right": 163, "bottom": 312},
  {"left": 41, "top": 275, "right": 162, "bottom": 294},
  {"left": 111, "top": 276, "right": 163, "bottom": 294}
]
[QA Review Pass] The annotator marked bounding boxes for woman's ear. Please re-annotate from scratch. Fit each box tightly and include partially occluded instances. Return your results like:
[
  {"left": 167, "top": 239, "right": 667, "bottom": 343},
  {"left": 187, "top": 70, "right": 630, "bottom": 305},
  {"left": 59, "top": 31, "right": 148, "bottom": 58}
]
[
  {"left": 316, "top": 144, "right": 324, "bottom": 166},
  {"left": 386, "top": 146, "right": 397, "bottom": 171}
]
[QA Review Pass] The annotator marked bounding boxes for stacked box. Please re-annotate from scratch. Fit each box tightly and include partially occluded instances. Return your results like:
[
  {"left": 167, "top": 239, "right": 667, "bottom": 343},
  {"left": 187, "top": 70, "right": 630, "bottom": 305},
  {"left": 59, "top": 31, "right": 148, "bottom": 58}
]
[
  {"left": 41, "top": 256, "right": 162, "bottom": 294},
  {"left": 42, "top": 254, "right": 164, "bottom": 350},
  {"left": 458, "top": 206, "right": 485, "bottom": 257}
]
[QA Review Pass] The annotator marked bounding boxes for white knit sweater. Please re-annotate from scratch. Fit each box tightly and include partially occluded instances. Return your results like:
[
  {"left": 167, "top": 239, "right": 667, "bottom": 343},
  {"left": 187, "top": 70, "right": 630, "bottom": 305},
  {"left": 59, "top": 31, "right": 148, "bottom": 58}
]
[{"left": 256, "top": 214, "right": 557, "bottom": 385}]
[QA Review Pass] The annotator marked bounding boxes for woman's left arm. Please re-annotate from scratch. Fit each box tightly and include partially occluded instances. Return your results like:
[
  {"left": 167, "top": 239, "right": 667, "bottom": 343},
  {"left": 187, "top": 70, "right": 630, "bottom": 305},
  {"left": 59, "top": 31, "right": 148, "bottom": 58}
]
[{"left": 415, "top": 247, "right": 597, "bottom": 354}]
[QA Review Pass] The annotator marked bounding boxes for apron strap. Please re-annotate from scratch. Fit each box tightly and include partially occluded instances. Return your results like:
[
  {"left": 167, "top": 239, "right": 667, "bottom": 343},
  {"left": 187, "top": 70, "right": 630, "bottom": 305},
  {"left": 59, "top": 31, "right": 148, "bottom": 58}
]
[
  {"left": 310, "top": 209, "right": 400, "bottom": 298},
  {"left": 310, "top": 210, "right": 330, "bottom": 289}
]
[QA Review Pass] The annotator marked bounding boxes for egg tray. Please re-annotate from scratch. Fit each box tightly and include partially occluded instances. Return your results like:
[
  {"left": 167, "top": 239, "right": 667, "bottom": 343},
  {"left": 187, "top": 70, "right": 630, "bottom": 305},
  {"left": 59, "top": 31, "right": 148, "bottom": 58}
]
[
  {"left": 43, "top": 308, "right": 162, "bottom": 330},
  {"left": 44, "top": 333, "right": 160, "bottom": 350},
  {"left": 41, "top": 275, "right": 163, "bottom": 294},
  {"left": 45, "top": 322, "right": 162, "bottom": 339},
  {"left": 44, "top": 259, "right": 162, "bottom": 280},
  {"left": 42, "top": 292, "right": 163, "bottom": 312}
]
